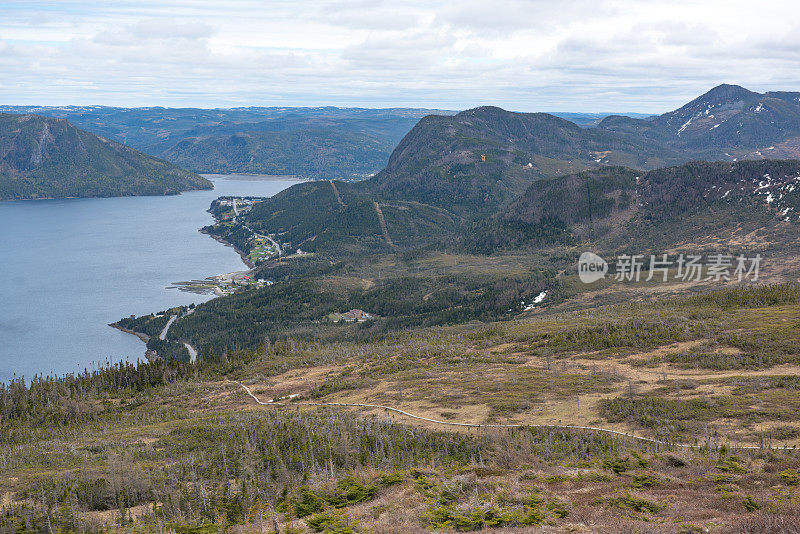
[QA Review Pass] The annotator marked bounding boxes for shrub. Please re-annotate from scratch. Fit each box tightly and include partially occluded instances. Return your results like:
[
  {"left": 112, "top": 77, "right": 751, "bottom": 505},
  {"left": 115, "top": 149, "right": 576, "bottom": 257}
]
[
  {"left": 743, "top": 495, "right": 761, "bottom": 512},
  {"left": 378, "top": 472, "right": 404, "bottom": 486},
  {"left": 603, "top": 457, "right": 631, "bottom": 474},
  {"left": 294, "top": 488, "right": 324, "bottom": 517},
  {"left": 630, "top": 473, "right": 662, "bottom": 488},
  {"left": 716, "top": 457, "right": 748, "bottom": 474},
  {"left": 779, "top": 469, "right": 800, "bottom": 486},
  {"left": 325, "top": 477, "right": 377, "bottom": 508},
  {"left": 664, "top": 454, "right": 688, "bottom": 467},
  {"left": 606, "top": 493, "right": 663, "bottom": 514},
  {"left": 425, "top": 504, "right": 526, "bottom": 531},
  {"left": 306, "top": 511, "right": 357, "bottom": 533}
]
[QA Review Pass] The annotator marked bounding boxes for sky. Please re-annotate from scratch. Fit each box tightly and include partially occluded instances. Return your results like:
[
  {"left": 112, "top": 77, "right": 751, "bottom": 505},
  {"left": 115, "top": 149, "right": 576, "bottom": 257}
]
[{"left": 2, "top": 0, "right": 800, "bottom": 113}]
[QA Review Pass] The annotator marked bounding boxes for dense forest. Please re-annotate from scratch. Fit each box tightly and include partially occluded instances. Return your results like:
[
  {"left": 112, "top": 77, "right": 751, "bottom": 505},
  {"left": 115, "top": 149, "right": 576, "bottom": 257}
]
[{"left": 0, "top": 114, "right": 211, "bottom": 200}]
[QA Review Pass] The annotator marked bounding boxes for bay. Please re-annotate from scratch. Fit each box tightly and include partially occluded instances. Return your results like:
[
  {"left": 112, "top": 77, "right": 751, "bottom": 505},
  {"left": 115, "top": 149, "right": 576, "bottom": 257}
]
[{"left": 0, "top": 174, "right": 300, "bottom": 383}]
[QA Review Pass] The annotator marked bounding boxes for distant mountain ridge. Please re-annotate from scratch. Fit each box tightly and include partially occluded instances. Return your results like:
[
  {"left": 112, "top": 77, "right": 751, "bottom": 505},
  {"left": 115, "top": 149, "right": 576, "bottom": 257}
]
[
  {"left": 221, "top": 84, "right": 800, "bottom": 258},
  {"left": 0, "top": 113, "right": 211, "bottom": 200},
  {"left": 599, "top": 84, "right": 800, "bottom": 159},
  {"left": 0, "top": 105, "right": 655, "bottom": 180},
  {"left": 0, "top": 106, "right": 457, "bottom": 180}
]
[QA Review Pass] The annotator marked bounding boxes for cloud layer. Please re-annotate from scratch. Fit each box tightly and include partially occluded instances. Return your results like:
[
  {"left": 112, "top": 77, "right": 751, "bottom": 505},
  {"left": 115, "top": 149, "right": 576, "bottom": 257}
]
[{"left": 2, "top": 0, "right": 799, "bottom": 111}]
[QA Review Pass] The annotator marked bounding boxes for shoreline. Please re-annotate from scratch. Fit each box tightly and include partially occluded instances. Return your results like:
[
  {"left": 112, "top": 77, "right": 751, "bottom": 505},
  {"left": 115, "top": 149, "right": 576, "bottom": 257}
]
[
  {"left": 0, "top": 184, "right": 213, "bottom": 203},
  {"left": 199, "top": 227, "right": 256, "bottom": 269},
  {"left": 201, "top": 173, "right": 305, "bottom": 182},
  {"left": 108, "top": 323, "right": 150, "bottom": 344},
  {"left": 108, "top": 323, "right": 160, "bottom": 362}
]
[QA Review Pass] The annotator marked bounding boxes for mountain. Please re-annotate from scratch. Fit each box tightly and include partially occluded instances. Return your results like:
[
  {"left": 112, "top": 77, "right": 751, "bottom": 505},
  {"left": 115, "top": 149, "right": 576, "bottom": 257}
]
[
  {"left": 0, "top": 106, "right": 454, "bottom": 180},
  {"left": 359, "top": 85, "right": 800, "bottom": 218},
  {"left": 160, "top": 116, "right": 418, "bottom": 179},
  {"left": 0, "top": 113, "right": 211, "bottom": 200},
  {"left": 212, "top": 108, "right": 660, "bottom": 254},
  {"left": 359, "top": 106, "right": 680, "bottom": 217},
  {"left": 599, "top": 84, "right": 800, "bottom": 160},
  {"left": 496, "top": 159, "right": 800, "bottom": 250}
]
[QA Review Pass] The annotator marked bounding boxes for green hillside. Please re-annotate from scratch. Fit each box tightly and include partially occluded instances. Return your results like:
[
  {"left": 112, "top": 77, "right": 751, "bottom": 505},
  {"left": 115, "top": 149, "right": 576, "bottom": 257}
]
[
  {"left": 0, "top": 113, "right": 211, "bottom": 200},
  {"left": 161, "top": 117, "right": 421, "bottom": 180},
  {"left": 494, "top": 159, "right": 800, "bottom": 251}
]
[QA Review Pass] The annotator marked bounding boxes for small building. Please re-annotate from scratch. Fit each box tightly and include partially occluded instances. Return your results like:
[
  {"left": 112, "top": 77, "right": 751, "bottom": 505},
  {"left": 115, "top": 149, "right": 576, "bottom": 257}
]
[
  {"left": 328, "top": 309, "right": 376, "bottom": 323},
  {"left": 341, "top": 309, "right": 374, "bottom": 322}
]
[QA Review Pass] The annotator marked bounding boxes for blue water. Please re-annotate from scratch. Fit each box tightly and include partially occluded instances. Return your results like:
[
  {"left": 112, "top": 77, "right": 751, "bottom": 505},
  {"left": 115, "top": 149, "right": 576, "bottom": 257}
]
[{"left": 0, "top": 175, "right": 299, "bottom": 383}]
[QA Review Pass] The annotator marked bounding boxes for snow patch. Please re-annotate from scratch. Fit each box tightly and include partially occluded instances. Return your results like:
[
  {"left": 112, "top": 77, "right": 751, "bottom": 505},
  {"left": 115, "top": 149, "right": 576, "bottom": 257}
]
[{"left": 523, "top": 291, "right": 547, "bottom": 311}]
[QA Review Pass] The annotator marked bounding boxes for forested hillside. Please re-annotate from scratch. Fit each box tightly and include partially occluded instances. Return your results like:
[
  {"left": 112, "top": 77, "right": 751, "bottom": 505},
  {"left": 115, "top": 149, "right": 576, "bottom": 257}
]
[
  {"left": 489, "top": 159, "right": 800, "bottom": 250},
  {"left": 0, "top": 113, "right": 211, "bottom": 200}
]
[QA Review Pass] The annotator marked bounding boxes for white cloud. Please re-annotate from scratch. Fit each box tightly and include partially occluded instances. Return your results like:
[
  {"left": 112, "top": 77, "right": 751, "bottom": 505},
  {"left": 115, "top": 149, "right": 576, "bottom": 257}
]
[{"left": 0, "top": 0, "right": 799, "bottom": 111}]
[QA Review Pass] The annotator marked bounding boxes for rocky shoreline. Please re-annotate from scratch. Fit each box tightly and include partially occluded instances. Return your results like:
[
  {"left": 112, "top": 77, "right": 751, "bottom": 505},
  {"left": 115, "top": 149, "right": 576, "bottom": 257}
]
[
  {"left": 108, "top": 323, "right": 159, "bottom": 361},
  {"left": 199, "top": 227, "right": 255, "bottom": 269}
]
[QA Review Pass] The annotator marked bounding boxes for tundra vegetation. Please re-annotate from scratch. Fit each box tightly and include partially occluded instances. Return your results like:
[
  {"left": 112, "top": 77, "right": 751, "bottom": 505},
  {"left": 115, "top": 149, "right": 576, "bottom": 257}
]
[{"left": 3, "top": 284, "right": 800, "bottom": 533}]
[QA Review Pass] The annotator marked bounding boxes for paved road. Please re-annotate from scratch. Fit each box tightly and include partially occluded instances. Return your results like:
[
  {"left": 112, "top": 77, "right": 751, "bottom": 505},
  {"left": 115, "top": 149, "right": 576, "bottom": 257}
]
[
  {"left": 159, "top": 315, "right": 177, "bottom": 340},
  {"left": 183, "top": 342, "right": 198, "bottom": 363}
]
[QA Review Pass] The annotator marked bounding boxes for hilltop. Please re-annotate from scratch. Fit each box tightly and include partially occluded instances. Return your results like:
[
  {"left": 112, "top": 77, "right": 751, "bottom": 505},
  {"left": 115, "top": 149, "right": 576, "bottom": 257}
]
[
  {"left": 0, "top": 113, "right": 211, "bottom": 200},
  {"left": 359, "top": 106, "right": 678, "bottom": 216},
  {"left": 599, "top": 84, "right": 800, "bottom": 159}
]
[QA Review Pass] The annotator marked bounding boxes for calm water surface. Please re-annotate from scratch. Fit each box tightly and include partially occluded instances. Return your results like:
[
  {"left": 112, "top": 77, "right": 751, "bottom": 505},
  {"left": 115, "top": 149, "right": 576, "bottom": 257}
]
[{"left": 0, "top": 175, "right": 299, "bottom": 383}]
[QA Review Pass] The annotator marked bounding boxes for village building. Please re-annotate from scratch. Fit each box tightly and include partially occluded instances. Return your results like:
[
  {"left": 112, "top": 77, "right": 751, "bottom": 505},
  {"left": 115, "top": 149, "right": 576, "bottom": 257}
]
[{"left": 328, "top": 309, "right": 376, "bottom": 323}]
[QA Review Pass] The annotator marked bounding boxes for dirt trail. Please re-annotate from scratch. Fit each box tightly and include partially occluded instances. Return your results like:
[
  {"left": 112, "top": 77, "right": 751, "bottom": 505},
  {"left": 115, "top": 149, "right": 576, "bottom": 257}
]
[
  {"left": 329, "top": 180, "right": 345, "bottom": 206},
  {"left": 373, "top": 202, "right": 395, "bottom": 247},
  {"left": 227, "top": 380, "right": 793, "bottom": 451}
]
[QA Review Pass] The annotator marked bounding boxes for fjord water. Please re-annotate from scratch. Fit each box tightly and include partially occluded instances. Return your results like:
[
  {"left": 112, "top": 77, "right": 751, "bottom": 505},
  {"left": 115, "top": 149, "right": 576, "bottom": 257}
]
[{"left": 0, "top": 175, "right": 300, "bottom": 383}]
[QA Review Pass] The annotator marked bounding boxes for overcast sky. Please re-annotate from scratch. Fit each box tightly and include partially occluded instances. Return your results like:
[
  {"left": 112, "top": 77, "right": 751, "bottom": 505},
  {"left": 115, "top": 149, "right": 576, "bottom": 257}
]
[{"left": 2, "top": 0, "right": 800, "bottom": 112}]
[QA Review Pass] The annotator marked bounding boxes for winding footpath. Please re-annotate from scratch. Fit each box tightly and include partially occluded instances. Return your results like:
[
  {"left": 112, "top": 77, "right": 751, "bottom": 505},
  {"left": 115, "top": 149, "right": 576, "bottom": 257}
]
[{"left": 227, "top": 380, "right": 797, "bottom": 452}]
